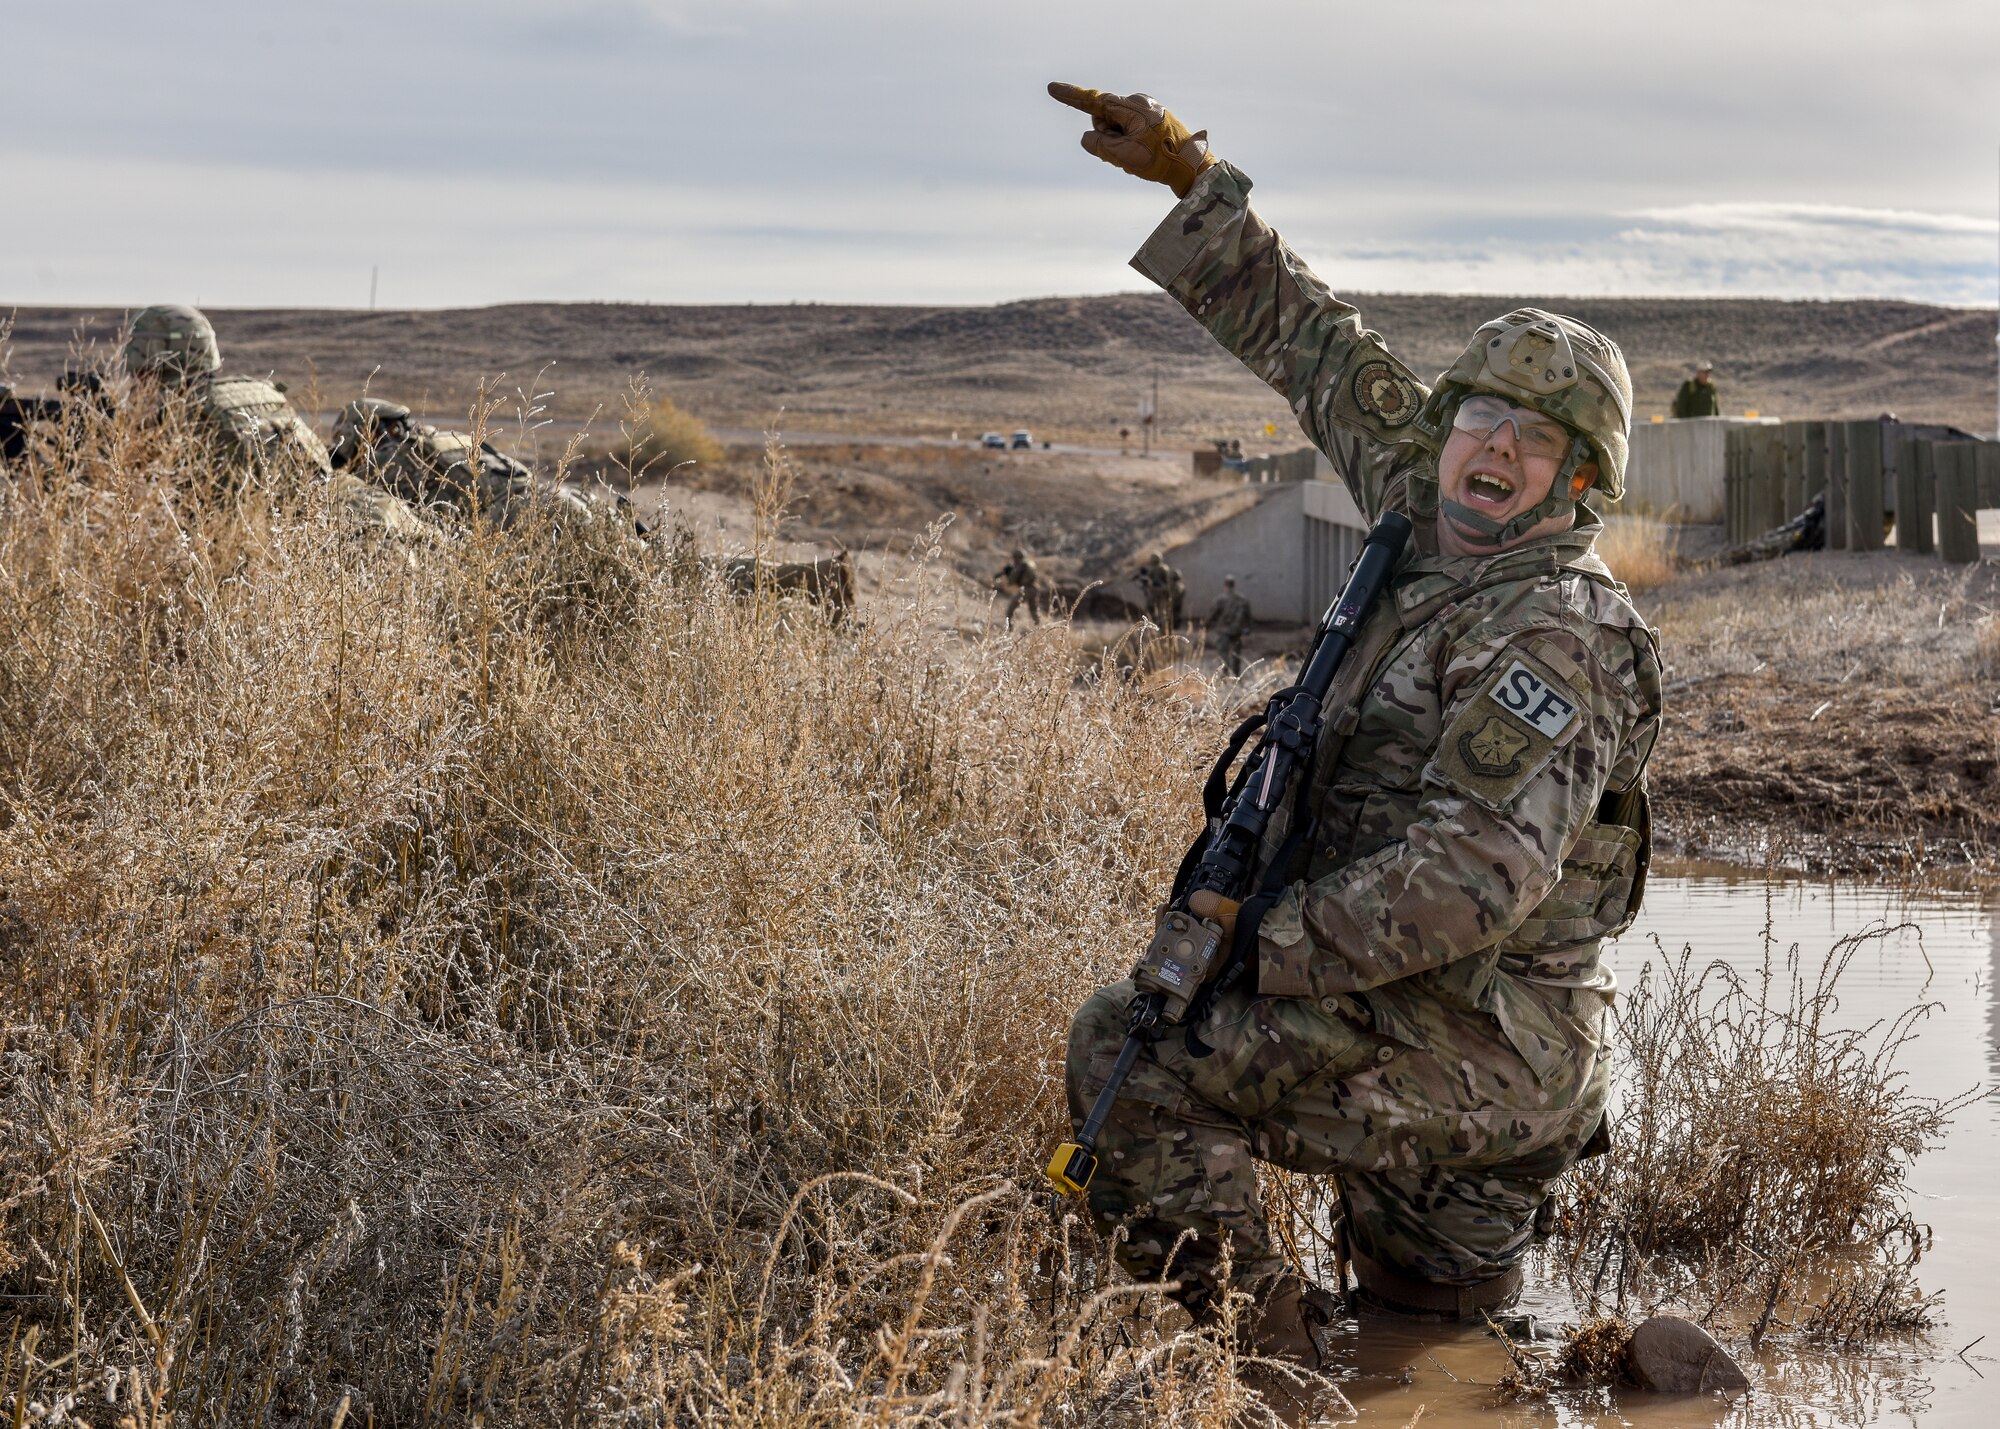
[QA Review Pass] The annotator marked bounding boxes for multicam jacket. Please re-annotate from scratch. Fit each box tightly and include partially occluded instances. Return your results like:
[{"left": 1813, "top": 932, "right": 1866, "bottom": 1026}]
[
  {"left": 1132, "top": 162, "right": 1663, "bottom": 1076},
  {"left": 1206, "top": 589, "right": 1253, "bottom": 635},
  {"left": 191, "top": 376, "right": 430, "bottom": 540}
]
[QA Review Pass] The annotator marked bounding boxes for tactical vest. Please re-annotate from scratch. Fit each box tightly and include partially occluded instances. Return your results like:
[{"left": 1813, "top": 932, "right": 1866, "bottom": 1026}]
[
  {"left": 379, "top": 427, "right": 533, "bottom": 522},
  {"left": 199, "top": 375, "right": 331, "bottom": 480},
  {"left": 1271, "top": 540, "right": 1658, "bottom": 982}
]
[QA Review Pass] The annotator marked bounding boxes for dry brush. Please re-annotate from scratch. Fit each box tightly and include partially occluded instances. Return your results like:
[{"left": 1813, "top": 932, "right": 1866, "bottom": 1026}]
[{"left": 0, "top": 390, "right": 1968, "bottom": 1424}]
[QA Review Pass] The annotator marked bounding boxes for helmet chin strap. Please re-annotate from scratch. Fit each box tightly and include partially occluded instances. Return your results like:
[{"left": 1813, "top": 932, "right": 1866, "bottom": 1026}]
[{"left": 1437, "top": 436, "right": 1593, "bottom": 551}]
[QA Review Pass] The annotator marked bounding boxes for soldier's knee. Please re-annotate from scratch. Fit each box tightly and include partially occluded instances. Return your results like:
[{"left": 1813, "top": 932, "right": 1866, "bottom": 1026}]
[{"left": 1064, "top": 980, "right": 1136, "bottom": 1104}]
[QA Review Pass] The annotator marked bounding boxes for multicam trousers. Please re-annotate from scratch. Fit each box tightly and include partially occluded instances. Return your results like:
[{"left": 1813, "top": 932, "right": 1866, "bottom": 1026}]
[{"left": 1064, "top": 974, "right": 1610, "bottom": 1311}]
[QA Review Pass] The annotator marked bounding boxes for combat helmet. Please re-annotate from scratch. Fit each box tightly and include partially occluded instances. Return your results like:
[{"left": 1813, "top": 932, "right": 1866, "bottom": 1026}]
[
  {"left": 1414, "top": 308, "right": 1632, "bottom": 547},
  {"left": 122, "top": 304, "right": 221, "bottom": 382},
  {"left": 329, "top": 396, "right": 414, "bottom": 468}
]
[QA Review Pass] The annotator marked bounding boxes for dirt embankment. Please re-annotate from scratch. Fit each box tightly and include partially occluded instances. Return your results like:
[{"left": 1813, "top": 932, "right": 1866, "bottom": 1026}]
[
  {"left": 660, "top": 441, "right": 1260, "bottom": 609},
  {"left": 1638, "top": 545, "right": 2000, "bottom": 875},
  {"left": 8, "top": 292, "right": 1997, "bottom": 440}
]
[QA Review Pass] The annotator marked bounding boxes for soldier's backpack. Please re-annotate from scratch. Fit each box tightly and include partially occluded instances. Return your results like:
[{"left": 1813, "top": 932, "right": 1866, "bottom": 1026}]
[{"left": 200, "top": 375, "right": 332, "bottom": 480}]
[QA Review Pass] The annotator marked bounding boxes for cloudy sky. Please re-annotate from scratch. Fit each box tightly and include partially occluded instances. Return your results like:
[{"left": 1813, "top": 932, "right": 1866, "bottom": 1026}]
[{"left": 5, "top": 0, "right": 1997, "bottom": 309}]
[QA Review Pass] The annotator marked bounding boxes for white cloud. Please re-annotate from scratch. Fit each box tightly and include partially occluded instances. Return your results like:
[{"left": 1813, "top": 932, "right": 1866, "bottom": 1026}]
[
  {"left": 3, "top": 1, "right": 1997, "bottom": 306},
  {"left": 1625, "top": 202, "right": 1999, "bottom": 239}
]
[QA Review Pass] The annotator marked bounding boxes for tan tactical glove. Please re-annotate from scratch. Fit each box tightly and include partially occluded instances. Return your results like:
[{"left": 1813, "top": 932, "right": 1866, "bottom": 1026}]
[
  {"left": 1186, "top": 889, "right": 1240, "bottom": 942},
  {"left": 1048, "top": 82, "right": 1217, "bottom": 197}
]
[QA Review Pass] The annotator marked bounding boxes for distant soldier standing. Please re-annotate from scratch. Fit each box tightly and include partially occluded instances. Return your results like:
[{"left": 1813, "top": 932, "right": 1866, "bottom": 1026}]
[
  {"left": 1050, "top": 82, "right": 1662, "bottom": 1410},
  {"left": 1135, "top": 551, "right": 1183, "bottom": 633},
  {"left": 1671, "top": 361, "right": 1720, "bottom": 418},
  {"left": 1205, "top": 575, "right": 1252, "bottom": 675},
  {"left": 993, "top": 547, "right": 1043, "bottom": 627},
  {"left": 122, "top": 305, "right": 427, "bottom": 539}
]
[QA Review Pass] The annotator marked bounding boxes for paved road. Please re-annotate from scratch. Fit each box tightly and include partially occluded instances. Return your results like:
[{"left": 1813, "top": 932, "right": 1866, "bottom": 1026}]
[
  {"left": 706, "top": 426, "right": 1171, "bottom": 460},
  {"left": 540, "top": 414, "right": 1176, "bottom": 458}
]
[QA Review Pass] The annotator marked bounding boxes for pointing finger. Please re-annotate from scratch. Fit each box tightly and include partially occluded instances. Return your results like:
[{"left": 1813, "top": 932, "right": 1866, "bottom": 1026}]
[{"left": 1047, "top": 81, "right": 1107, "bottom": 117}]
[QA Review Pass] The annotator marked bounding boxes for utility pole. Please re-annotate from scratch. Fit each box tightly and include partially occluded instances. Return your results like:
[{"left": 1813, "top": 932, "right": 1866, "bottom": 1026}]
[{"left": 369, "top": 265, "right": 379, "bottom": 313}]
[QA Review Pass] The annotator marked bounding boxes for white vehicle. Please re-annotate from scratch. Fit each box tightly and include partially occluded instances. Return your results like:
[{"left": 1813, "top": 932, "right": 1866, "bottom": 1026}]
[
  {"left": 980, "top": 432, "right": 1007, "bottom": 449},
  {"left": 1011, "top": 430, "right": 1033, "bottom": 449}
]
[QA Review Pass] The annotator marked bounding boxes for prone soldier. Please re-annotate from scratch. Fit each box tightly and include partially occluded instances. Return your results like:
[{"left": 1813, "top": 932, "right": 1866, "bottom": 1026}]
[
  {"left": 1050, "top": 83, "right": 1662, "bottom": 1407},
  {"left": 121, "top": 306, "right": 427, "bottom": 539},
  {"left": 330, "top": 396, "right": 644, "bottom": 537}
]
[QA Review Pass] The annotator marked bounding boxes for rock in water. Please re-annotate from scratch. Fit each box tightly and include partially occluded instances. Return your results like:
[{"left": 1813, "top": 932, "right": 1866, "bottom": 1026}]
[{"left": 1623, "top": 1316, "right": 1750, "bottom": 1393}]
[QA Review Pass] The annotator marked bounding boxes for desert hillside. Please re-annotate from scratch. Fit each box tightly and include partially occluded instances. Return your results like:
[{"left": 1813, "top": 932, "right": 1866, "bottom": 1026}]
[{"left": 6, "top": 292, "right": 1995, "bottom": 439}]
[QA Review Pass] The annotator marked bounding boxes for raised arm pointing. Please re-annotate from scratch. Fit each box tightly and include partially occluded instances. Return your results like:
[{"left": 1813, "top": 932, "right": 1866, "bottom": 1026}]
[{"left": 1047, "top": 82, "right": 1216, "bottom": 197}]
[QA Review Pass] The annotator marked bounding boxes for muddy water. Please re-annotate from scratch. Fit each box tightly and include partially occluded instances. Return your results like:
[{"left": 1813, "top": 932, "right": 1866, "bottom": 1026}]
[{"left": 1309, "top": 864, "right": 1999, "bottom": 1427}]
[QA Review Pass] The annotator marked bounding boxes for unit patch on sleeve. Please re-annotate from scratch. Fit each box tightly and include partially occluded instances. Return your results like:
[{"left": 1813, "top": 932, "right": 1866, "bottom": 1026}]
[
  {"left": 1429, "top": 650, "right": 1587, "bottom": 811},
  {"left": 1352, "top": 360, "right": 1421, "bottom": 427},
  {"left": 1487, "top": 659, "right": 1580, "bottom": 738}
]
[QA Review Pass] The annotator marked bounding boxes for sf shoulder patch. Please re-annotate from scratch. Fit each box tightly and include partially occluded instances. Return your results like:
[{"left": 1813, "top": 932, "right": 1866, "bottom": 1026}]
[
  {"left": 1486, "top": 659, "right": 1580, "bottom": 738},
  {"left": 1431, "top": 651, "right": 1584, "bottom": 811},
  {"left": 1352, "top": 360, "right": 1421, "bottom": 427}
]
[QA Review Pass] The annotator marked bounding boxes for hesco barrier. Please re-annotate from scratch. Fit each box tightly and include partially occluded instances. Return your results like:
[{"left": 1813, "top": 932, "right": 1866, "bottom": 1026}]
[{"left": 1722, "top": 419, "right": 1998, "bottom": 564}]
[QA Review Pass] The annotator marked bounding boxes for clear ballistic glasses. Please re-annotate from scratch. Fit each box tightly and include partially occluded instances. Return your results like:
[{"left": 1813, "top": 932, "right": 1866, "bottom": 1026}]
[{"left": 1451, "top": 394, "right": 1575, "bottom": 462}]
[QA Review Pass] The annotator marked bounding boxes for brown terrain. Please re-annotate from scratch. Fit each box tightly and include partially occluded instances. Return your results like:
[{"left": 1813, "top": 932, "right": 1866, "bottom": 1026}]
[
  {"left": 5, "top": 294, "right": 1997, "bottom": 874},
  {"left": 5, "top": 292, "right": 1998, "bottom": 438}
]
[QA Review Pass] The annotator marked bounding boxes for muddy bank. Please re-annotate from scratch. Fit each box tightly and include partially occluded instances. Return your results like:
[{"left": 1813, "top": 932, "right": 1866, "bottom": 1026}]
[
  {"left": 1640, "top": 542, "right": 1999, "bottom": 876},
  {"left": 1649, "top": 674, "right": 1999, "bottom": 875}
]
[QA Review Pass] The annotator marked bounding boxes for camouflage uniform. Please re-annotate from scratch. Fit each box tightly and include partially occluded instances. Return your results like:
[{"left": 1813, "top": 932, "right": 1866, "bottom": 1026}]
[
  {"left": 1136, "top": 554, "right": 1184, "bottom": 633},
  {"left": 124, "top": 307, "right": 427, "bottom": 541},
  {"left": 1205, "top": 584, "right": 1253, "bottom": 675},
  {"left": 1065, "top": 161, "right": 1662, "bottom": 1310},
  {"left": 995, "top": 552, "right": 1042, "bottom": 627},
  {"left": 1671, "top": 374, "right": 1720, "bottom": 419},
  {"left": 332, "top": 399, "right": 640, "bottom": 537}
]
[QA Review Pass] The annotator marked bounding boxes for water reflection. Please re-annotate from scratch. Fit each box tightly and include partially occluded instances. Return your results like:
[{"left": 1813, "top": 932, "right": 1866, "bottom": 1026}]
[
  {"left": 1309, "top": 867, "right": 1998, "bottom": 1427},
  {"left": 1989, "top": 908, "right": 2000, "bottom": 1084}
]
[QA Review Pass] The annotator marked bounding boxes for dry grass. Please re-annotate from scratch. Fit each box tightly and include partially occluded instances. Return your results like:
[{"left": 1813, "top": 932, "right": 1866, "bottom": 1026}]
[
  {"left": 1976, "top": 613, "right": 2000, "bottom": 678},
  {"left": 1641, "top": 549, "right": 2000, "bottom": 688},
  {"left": 0, "top": 393, "right": 1306, "bottom": 1426},
  {"left": 627, "top": 395, "right": 724, "bottom": 476},
  {"left": 0, "top": 385, "right": 1970, "bottom": 1423},
  {"left": 1547, "top": 930, "right": 1970, "bottom": 1349},
  {"left": 1593, "top": 514, "right": 1680, "bottom": 594}
]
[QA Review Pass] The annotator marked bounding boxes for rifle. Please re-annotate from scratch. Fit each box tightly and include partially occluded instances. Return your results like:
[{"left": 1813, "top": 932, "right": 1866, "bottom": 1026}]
[
  {"left": 1048, "top": 509, "right": 1412, "bottom": 1196},
  {"left": 1, "top": 371, "right": 110, "bottom": 465},
  {"left": 0, "top": 386, "right": 65, "bottom": 463}
]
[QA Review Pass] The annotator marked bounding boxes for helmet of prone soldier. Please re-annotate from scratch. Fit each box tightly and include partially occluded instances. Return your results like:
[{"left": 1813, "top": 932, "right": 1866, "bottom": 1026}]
[
  {"left": 122, "top": 304, "right": 222, "bottom": 383},
  {"left": 329, "top": 397, "right": 414, "bottom": 468}
]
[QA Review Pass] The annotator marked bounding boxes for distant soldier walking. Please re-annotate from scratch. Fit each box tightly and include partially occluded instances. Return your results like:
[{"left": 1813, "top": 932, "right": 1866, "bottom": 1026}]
[
  {"left": 1671, "top": 361, "right": 1720, "bottom": 418},
  {"left": 993, "top": 547, "right": 1042, "bottom": 627},
  {"left": 1205, "top": 575, "right": 1252, "bottom": 675},
  {"left": 1135, "top": 551, "right": 1183, "bottom": 633}
]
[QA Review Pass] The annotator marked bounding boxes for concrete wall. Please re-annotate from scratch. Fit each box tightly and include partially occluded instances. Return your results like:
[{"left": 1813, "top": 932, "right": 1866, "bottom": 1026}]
[
  {"left": 1168, "top": 478, "right": 1368, "bottom": 625},
  {"left": 1623, "top": 417, "right": 1777, "bottom": 523}
]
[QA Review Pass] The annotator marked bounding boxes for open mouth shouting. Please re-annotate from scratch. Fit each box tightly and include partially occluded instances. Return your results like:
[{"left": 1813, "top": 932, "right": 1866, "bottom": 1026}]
[{"left": 1461, "top": 466, "right": 1519, "bottom": 512}]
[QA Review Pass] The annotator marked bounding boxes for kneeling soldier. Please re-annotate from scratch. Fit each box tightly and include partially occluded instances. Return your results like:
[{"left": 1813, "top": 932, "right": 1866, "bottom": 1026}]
[{"left": 1051, "top": 84, "right": 1661, "bottom": 1395}]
